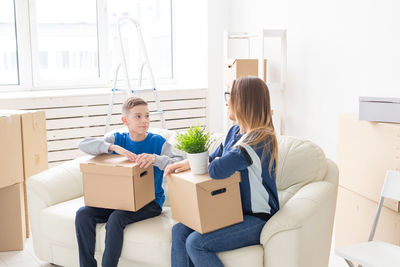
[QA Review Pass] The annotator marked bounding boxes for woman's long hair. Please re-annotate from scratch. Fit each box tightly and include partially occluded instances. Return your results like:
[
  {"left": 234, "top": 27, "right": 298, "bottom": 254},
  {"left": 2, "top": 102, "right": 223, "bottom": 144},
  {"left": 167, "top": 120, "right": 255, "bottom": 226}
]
[{"left": 230, "top": 76, "right": 278, "bottom": 174}]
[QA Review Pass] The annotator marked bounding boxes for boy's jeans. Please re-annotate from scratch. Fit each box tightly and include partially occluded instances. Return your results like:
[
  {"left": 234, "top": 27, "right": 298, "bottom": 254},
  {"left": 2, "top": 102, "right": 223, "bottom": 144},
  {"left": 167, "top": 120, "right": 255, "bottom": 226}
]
[
  {"left": 75, "top": 201, "right": 161, "bottom": 267},
  {"left": 171, "top": 215, "right": 268, "bottom": 267}
]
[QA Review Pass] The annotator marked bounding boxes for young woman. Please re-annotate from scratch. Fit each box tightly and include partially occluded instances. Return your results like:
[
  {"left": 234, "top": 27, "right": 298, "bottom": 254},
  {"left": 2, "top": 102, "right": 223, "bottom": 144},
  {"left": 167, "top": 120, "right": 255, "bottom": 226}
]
[{"left": 164, "top": 76, "right": 280, "bottom": 267}]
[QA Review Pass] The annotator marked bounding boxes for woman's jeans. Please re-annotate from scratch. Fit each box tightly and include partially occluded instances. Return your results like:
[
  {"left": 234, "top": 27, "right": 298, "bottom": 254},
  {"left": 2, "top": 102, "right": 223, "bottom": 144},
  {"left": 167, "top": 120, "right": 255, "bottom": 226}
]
[
  {"left": 171, "top": 215, "right": 268, "bottom": 267},
  {"left": 75, "top": 201, "right": 161, "bottom": 267}
]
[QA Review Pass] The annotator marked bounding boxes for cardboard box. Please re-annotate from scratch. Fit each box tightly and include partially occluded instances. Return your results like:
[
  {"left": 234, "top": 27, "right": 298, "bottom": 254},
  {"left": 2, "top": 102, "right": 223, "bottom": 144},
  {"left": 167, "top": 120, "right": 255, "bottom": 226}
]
[
  {"left": 359, "top": 96, "right": 400, "bottom": 123},
  {"left": 167, "top": 171, "right": 243, "bottom": 234},
  {"left": 0, "top": 110, "right": 48, "bottom": 179},
  {"left": 337, "top": 113, "right": 400, "bottom": 211},
  {"left": 0, "top": 110, "right": 48, "bottom": 238},
  {"left": 335, "top": 186, "right": 400, "bottom": 248},
  {"left": 0, "top": 183, "right": 26, "bottom": 251},
  {"left": 0, "top": 112, "right": 24, "bottom": 188},
  {"left": 224, "top": 59, "right": 267, "bottom": 88},
  {"left": 80, "top": 154, "right": 155, "bottom": 211}
]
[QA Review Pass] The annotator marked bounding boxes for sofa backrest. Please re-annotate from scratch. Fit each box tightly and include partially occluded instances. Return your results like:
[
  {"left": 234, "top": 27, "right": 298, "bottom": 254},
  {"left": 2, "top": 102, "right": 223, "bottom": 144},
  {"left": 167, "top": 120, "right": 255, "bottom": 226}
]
[
  {"left": 149, "top": 128, "right": 328, "bottom": 207},
  {"left": 52, "top": 128, "right": 327, "bottom": 209},
  {"left": 276, "top": 136, "right": 328, "bottom": 206}
]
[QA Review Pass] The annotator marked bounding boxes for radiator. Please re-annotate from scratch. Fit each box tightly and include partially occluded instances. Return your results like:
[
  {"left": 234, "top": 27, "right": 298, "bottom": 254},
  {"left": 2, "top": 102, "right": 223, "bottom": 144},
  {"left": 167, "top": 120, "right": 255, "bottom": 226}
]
[{"left": 0, "top": 88, "right": 207, "bottom": 167}]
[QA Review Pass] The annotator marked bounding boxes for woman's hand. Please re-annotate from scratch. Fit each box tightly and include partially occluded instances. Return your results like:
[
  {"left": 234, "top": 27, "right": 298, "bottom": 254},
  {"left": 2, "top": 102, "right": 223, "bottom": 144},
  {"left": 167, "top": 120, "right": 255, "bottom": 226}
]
[
  {"left": 136, "top": 153, "right": 156, "bottom": 169},
  {"left": 109, "top": 144, "right": 137, "bottom": 161},
  {"left": 164, "top": 159, "right": 190, "bottom": 176}
]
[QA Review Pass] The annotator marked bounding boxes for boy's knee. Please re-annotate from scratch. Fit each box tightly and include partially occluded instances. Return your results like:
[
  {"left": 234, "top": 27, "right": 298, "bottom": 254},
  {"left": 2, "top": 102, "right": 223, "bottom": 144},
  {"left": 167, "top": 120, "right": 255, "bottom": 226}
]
[
  {"left": 106, "top": 211, "right": 127, "bottom": 229},
  {"left": 75, "top": 206, "right": 91, "bottom": 225}
]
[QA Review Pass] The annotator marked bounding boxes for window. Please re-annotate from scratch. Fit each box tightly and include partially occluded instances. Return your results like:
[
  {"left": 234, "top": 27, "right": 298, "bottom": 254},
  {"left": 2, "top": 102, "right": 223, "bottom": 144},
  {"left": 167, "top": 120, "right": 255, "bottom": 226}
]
[
  {"left": 108, "top": 0, "right": 173, "bottom": 81},
  {"left": 1, "top": 0, "right": 173, "bottom": 90},
  {"left": 32, "top": 0, "right": 99, "bottom": 84},
  {"left": 0, "top": 0, "right": 19, "bottom": 85}
]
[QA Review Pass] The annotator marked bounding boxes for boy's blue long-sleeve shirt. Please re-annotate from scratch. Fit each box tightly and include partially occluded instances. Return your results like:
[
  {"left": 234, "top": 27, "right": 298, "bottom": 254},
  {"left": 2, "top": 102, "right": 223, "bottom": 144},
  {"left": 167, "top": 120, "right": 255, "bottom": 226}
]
[
  {"left": 79, "top": 132, "right": 185, "bottom": 208},
  {"left": 209, "top": 125, "right": 280, "bottom": 216}
]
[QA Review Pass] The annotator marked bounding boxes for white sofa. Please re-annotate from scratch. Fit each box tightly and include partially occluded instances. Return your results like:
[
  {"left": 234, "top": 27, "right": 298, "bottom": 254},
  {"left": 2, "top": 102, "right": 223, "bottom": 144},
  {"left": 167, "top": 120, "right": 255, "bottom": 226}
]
[{"left": 27, "top": 128, "right": 338, "bottom": 267}]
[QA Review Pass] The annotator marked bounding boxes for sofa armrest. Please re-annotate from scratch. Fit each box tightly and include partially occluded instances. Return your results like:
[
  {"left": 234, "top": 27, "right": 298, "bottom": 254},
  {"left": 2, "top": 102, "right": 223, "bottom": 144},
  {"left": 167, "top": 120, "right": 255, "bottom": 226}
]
[
  {"left": 260, "top": 180, "right": 337, "bottom": 267},
  {"left": 27, "top": 157, "right": 88, "bottom": 207},
  {"left": 261, "top": 180, "right": 335, "bottom": 244}
]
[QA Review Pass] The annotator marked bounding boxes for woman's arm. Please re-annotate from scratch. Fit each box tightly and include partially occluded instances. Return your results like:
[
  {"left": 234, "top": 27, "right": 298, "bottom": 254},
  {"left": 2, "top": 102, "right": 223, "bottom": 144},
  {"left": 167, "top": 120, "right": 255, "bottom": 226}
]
[
  {"left": 209, "top": 143, "right": 223, "bottom": 163},
  {"left": 209, "top": 146, "right": 251, "bottom": 179},
  {"left": 163, "top": 159, "right": 190, "bottom": 176}
]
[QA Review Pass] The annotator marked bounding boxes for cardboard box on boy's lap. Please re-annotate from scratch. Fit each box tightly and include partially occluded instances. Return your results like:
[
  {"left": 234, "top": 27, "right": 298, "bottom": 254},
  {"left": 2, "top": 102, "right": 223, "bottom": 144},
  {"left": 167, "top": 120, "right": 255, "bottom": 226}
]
[{"left": 80, "top": 154, "right": 155, "bottom": 212}]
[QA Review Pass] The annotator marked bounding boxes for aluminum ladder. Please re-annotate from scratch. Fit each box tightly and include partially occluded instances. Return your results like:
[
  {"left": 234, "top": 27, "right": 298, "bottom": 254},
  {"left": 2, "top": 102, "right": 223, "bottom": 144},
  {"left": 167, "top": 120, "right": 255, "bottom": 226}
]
[{"left": 105, "top": 17, "right": 166, "bottom": 134}]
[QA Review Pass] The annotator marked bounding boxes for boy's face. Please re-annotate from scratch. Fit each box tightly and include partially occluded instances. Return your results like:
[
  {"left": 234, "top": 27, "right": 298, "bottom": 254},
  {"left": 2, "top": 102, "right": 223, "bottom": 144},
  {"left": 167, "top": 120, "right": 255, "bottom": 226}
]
[{"left": 122, "top": 104, "right": 150, "bottom": 135}]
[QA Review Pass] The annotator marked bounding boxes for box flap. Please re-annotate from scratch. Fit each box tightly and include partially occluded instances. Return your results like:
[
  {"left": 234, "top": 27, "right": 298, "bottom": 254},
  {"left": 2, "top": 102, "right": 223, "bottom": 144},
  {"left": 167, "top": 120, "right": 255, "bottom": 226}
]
[
  {"left": 80, "top": 154, "right": 136, "bottom": 175},
  {"left": 359, "top": 96, "right": 400, "bottom": 104},
  {"left": 197, "top": 172, "right": 241, "bottom": 192},
  {"left": 83, "top": 154, "right": 136, "bottom": 166}
]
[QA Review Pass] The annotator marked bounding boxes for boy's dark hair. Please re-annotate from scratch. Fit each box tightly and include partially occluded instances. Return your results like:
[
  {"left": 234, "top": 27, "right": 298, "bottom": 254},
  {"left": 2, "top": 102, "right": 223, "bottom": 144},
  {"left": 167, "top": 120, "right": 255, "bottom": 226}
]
[{"left": 122, "top": 97, "right": 148, "bottom": 115}]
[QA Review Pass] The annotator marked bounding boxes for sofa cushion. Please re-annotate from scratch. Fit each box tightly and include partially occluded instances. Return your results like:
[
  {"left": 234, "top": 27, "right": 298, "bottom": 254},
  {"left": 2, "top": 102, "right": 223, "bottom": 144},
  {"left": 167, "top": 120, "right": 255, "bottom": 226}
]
[
  {"left": 218, "top": 245, "right": 264, "bottom": 267},
  {"left": 40, "top": 197, "right": 103, "bottom": 251},
  {"left": 276, "top": 136, "right": 328, "bottom": 205},
  {"left": 28, "top": 158, "right": 86, "bottom": 207},
  {"left": 100, "top": 207, "right": 175, "bottom": 267}
]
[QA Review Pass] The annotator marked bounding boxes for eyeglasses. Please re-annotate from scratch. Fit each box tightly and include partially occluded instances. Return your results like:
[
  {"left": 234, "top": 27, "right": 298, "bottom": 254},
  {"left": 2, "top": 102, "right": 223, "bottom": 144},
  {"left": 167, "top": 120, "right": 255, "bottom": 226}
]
[{"left": 224, "top": 92, "right": 231, "bottom": 102}]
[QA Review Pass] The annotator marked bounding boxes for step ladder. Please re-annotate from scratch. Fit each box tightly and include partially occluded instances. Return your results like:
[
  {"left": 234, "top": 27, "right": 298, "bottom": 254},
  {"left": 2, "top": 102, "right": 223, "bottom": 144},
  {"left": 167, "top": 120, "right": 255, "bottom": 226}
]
[{"left": 105, "top": 17, "right": 166, "bottom": 134}]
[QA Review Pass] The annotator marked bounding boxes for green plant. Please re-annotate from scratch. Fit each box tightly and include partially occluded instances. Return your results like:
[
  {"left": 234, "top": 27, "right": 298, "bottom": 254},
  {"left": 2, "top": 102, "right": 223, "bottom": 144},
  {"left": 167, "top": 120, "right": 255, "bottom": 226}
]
[{"left": 175, "top": 126, "right": 212, "bottom": 154}]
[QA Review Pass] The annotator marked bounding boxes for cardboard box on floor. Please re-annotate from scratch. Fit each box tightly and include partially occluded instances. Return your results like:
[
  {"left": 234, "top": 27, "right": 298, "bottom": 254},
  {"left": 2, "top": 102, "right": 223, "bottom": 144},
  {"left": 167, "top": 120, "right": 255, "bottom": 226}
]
[
  {"left": 335, "top": 186, "right": 400, "bottom": 248},
  {"left": 224, "top": 59, "right": 267, "bottom": 88},
  {"left": 80, "top": 154, "right": 155, "bottom": 212},
  {"left": 337, "top": 113, "right": 400, "bottom": 212},
  {"left": 167, "top": 171, "right": 243, "bottom": 234},
  {"left": 0, "top": 110, "right": 48, "bottom": 238},
  {"left": 0, "top": 183, "right": 26, "bottom": 251},
  {"left": 0, "top": 112, "right": 24, "bottom": 189}
]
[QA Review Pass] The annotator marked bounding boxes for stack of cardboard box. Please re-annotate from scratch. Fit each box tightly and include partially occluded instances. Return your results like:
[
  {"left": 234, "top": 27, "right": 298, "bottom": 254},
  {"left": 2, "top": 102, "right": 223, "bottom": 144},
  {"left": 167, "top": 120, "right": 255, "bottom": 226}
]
[
  {"left": 0, "top": 110, "right": 48, "bottom": 251},
  {"left": 224, "top": 59, "right": 267, "bottom": 88},
  {"left": 335, "top": 113, "right": 400, "bottom": 247}
]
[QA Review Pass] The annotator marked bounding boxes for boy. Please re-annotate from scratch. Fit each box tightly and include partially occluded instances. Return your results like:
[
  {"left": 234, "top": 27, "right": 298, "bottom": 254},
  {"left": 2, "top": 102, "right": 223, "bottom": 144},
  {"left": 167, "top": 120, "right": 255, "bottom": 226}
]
[{"left": 75, "top": 97, "right": 184, "bottom": 267}]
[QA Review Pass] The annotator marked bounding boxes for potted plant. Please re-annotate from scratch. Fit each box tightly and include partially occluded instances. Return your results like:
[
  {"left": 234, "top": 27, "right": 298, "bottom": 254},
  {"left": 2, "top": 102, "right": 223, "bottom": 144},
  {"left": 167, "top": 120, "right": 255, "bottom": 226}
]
[{"left": 175, "top": 126, "right": 212, "bottom": 174}]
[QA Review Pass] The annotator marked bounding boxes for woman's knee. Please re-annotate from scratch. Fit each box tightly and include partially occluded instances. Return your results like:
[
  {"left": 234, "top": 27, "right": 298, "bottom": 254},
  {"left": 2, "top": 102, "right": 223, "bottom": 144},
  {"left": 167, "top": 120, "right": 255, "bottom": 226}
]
[
  {"left": 185, "top": 232, "right": 204, "bottom": 254},
  {"left": 172, "top": 223, "right": 192, "bottom": 242}
]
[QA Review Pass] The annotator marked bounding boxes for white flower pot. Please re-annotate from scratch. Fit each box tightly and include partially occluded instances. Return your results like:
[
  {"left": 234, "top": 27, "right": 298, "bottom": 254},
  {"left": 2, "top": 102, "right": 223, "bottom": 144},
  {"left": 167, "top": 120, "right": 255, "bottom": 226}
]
[{"left": 187, "top": 151, "right": 209, "bottom": 174}]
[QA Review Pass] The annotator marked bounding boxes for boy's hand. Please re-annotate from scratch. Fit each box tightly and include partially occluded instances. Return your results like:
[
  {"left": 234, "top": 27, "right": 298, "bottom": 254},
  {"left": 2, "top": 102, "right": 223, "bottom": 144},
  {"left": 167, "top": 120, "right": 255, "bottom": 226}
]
[
  {"left": 164, "top": 159, "right": 190, "bottom": 177},
  {"left": 136, "top": 153, "right": 156, "bottom": 169},
  {"left": 109, "top": 145, "right": 137, "bottom": 161}
]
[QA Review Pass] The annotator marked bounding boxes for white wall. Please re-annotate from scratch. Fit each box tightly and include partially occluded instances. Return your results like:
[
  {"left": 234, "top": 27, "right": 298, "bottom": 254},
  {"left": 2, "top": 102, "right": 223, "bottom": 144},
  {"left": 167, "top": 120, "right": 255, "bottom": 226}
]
[
  {"left": 207, "top": 0, "right": 231, "bottom": 132},
  {"left": 173, "top": 0, "right": 208, "bottom": 88},
  {"left": 226, "top": 0, "right": 400, "bottom": 160}
]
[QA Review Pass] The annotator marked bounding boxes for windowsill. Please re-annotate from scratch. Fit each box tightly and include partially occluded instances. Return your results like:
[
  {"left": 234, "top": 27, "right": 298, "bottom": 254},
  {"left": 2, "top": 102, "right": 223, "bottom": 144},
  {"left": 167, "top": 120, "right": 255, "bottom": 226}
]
[{"left": 0, "top": 83, "right": 207, "bottom": 99}]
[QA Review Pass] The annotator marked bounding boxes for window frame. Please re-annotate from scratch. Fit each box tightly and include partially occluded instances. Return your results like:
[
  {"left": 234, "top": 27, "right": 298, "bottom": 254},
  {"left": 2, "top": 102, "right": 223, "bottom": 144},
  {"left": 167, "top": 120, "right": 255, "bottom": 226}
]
[{"left": 0, "top": 0, "right": 174, "bottom": 92}]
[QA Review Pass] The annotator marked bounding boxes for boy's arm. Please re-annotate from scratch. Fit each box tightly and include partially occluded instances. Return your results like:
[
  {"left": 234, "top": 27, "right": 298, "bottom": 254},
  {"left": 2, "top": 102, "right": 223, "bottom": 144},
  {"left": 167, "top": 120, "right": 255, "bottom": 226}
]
[
  {"left": 154, "top": 141, "right": 186, "bottom": 170},
  {"left": 78, "top": 133, "right": 115, "bottom": 155}
]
